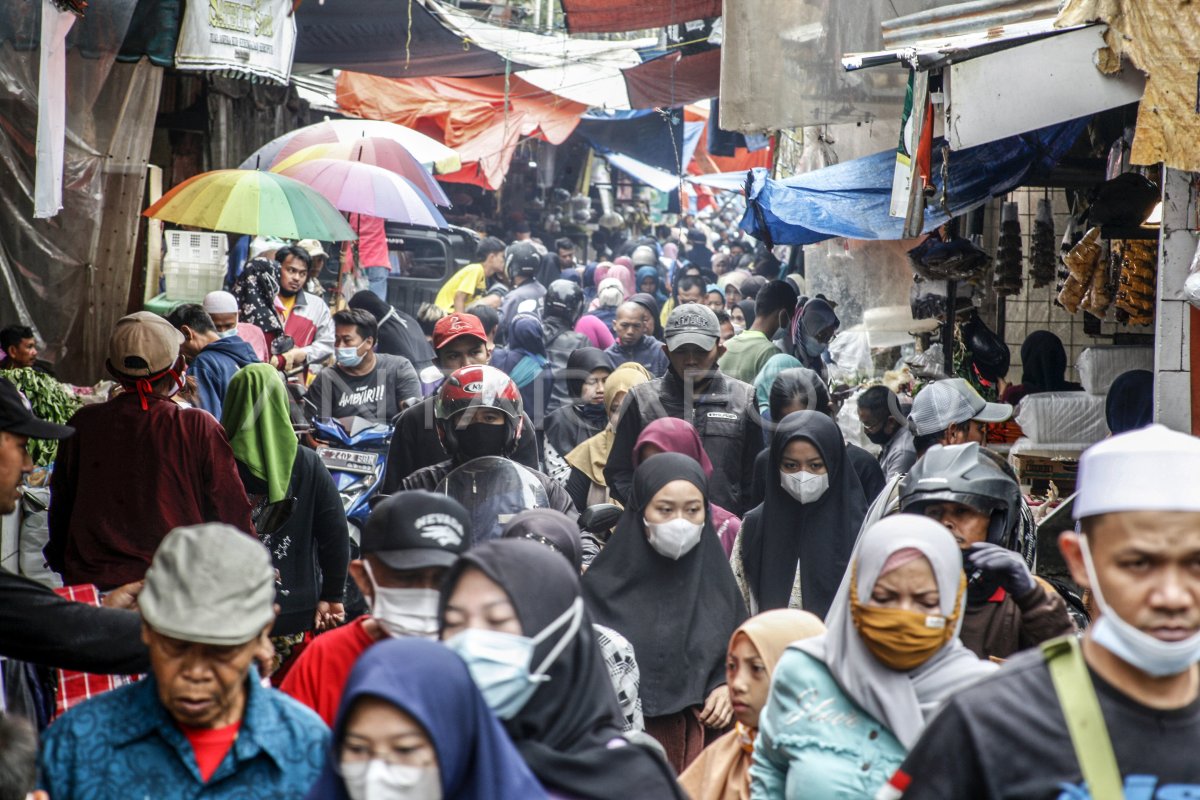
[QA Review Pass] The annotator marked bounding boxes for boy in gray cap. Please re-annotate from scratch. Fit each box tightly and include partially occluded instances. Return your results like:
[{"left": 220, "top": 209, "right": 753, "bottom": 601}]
[
  {"left": 39, "top": 524, "right": 328, "bottom": 799},
  {"left": 605, "top": 303, "right": 759, "bottom": 514}
]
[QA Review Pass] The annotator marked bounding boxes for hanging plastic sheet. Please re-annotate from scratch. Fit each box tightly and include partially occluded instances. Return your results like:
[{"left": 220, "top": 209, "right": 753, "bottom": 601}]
[
  {"left": 577, "top": 110, "right": 689, "bottom": 174},
  {"left": 740, "top": 117, "right": 1089, "bottom": 246},
  {"left": 0, "top": 0, "right": 162, "bottom": 381},
  {"left": 560, "top": 0, "right": 721, "bottom": 34},
  {"left": 622, "top": 48, "right": 721, "bottom": 110}
]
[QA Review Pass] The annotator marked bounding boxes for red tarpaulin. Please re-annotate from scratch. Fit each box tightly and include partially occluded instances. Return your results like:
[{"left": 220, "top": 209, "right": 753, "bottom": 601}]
[
  {"left": 561, "top": 0, "right": 721, "bottom": 33},
  {"left": 623, "top": 48, "right": 722, "bottom": 109},
  {"left": 684, "top": 105, "right": 773, "bottom": 176},
  {"left": 337, "top": 71, "right": 586, "bottom": 190}
]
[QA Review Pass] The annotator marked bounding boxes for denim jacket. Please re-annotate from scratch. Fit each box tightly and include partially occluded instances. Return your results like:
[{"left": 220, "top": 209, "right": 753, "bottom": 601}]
[
  {"left": 39, "top": 671, "right": 329, "bottom": 799},
  {"left": 750, "top": 649, "right": 906, "bottom": 799}
]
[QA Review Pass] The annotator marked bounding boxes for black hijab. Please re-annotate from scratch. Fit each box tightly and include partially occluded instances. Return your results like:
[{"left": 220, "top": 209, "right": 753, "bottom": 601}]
[
  {"left": 441, "top": 539, "right": 684, "bottom": 800},
  {"left": 502, "top": 508, "right": 584, "bottom": 572},
  {"left": 1019, "top": 330, "right": 1072, "bottom": 393},
  {"left": 545, "top": 348, "right": 612, "bottom": 457},
  {"left": 1105, "top": 369, "right": 1153, "bottom": 434},
  {"left": 742, "top": 410, "right": 867, "bottom": 618},
  {"left": 347, "top": 290, "right": 436, "bottom": 371},
  {"left": 582, "top": 453, "right": 747, "bottom": 718},
  {"left": 737, "top": 298, "right": 757, "bottom": 329}
]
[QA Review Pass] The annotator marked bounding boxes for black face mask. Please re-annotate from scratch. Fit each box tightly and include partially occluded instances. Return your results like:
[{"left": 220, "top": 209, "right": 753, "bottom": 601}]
[
  {"left": 456, "top": 422, "right": 509, "bottom": 460},
  {"left": 578, "top": 402, "right": 608, "bottom": 426},
  {"left": 865, "top": 425, "right": 893, "bottom": 446}
]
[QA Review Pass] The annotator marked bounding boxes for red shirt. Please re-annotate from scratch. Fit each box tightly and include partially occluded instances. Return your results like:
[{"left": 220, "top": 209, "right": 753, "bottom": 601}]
[
  {"left": 180, "top": 720, "right": 241, "bottom": 782},
  {"left": 280, "top": 617, "right": 378, "bottom": 727},
  {"left": 343, "top": 214, "right": 390, "bottom": 269},
  {"left": 47, "top": 393, "right": 255, "bottom": 588}
]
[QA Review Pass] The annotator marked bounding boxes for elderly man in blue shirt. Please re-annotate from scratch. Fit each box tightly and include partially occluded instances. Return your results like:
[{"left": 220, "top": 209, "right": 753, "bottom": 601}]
[{"left": 39, "top": 523, "right": 329, "bottom": 798}]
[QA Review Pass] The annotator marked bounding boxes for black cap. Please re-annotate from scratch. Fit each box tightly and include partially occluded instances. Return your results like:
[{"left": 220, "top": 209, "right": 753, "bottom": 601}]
[
  {"left": 0, "top": 377, "right": 74, "bottom": 440},
  {"left": 362, "top": 491, "right": 473, "bottom": 570}
]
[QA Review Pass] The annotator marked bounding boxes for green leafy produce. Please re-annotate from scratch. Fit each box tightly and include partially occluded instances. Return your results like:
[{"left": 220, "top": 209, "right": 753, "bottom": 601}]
[{"left": 3, "top": 368, "right": 80, "bottom": 466}]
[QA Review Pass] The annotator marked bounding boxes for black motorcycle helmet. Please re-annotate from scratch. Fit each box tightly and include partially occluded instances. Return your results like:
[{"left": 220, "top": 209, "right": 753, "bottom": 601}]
[
  {"left": 898, "top": 442, "right": 1021, "bottom": 548},
  {"left": 505, "top": 241, "right": 541, "bottom": 283},
  {"left": 543, "top": 279, "right": 584, "bottom": 323}
]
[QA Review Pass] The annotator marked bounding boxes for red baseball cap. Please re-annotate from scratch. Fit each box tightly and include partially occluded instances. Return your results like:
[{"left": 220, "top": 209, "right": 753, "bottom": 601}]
[{"left": 433, "top": 313, "right": 487, "bottom": 350}]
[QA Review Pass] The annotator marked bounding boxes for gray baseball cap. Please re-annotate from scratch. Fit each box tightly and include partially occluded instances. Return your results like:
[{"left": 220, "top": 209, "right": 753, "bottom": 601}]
[
  {"left": 664, "top": 303, "right": 721, "bottom": 351},
  {"left": 140, "top": 524, "right": 276, "bottom": 646},
  {"left": 908, "top": 377, "right": 1012, "bottom": 436}
]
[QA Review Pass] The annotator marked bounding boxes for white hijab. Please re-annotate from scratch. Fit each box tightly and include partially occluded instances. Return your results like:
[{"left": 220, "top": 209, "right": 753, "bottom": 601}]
[{"left": 795, "top": 514, "right": 997, "bottom": 748}]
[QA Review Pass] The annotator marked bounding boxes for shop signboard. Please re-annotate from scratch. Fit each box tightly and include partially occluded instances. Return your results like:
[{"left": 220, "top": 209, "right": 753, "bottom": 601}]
[{"left": 175, "top": 0, "right": 297, "bottom": 85}]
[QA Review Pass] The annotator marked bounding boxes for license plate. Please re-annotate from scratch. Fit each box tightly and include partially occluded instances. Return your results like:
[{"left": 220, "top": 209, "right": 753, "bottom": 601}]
[{"left": 317, "top": 447, "right": 378, "bottom": 475}]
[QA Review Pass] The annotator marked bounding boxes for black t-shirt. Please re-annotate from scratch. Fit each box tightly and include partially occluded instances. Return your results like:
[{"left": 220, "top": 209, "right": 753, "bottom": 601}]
[
  {"left": 304, "top": 353, "right": 420, "bottom": 424},
  {"left": 895, "top": 647, "right": 1200, "bottom": 799}
]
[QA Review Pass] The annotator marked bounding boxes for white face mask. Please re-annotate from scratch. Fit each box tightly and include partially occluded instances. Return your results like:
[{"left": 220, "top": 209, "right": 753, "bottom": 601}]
[
  {"left": 644, "top": 516, "right": 704, "bottom": 560},
  {"left": 364, "top": 562, "right": 440, "bottom": 639},
  {"left": 342, "top": 760, "right": 442, "bottom": 800},
  {"left": 780, "top": 469, "right": 829, "bottom": 504},
  {"left": 1080, "top": 536, "right": 1200, "bottom": 676}
]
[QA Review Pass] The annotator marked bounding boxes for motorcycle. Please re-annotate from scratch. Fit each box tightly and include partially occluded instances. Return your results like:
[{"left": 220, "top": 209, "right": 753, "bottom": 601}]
[
  {"left": 435, "top": 456, "right": 550, "bottom": 543},
  {"left": 311, "top": 415, "right": 393, "bottom": 616}
]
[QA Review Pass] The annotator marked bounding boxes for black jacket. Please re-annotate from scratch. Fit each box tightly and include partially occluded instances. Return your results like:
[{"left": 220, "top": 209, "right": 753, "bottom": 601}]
[
  {"left": 0, "top": 571, "right": 148, "bottom": 674},
  {"left": 604, "top": 369, "right": 761, "bottom": 515},
  {"left": 238, "top": 446, "right": 349, "bottom": 637},
  {"left": 382, "top": 395, "right": 542, "bottom": 493},
  {"left": 542, "top": 318, "right": 592, "bottom": 413}
]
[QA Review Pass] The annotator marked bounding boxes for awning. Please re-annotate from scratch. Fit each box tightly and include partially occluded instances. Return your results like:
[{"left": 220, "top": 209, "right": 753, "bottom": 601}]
[
  {"left": 602, "top": 122, "right": 705, "bottom": 191},
  {"left": 577, "top": 111, "right": 692, "bottom": 174},
  {"left": 293, "top": 0, "right": 516, "bottom": 78},
  {"left": 336, "top": 71, "right": 586, "bottom": 191},
  {"left": 623, "top": 48, "right": 721, "bottom": 109},
  {"left": 688, "top": 171, "right": 749, "bottom": 192},
  {"left": 741, "top": 117, "right": 1087, "bottom": 246},
  {"left": 560, "top": 0, "right": 721, "bottom": 34}
]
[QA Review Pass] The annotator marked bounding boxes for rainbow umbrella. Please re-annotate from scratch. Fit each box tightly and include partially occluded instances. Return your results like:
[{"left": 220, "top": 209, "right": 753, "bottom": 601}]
[
  {"left": 276, "top": 159, "right": 448, "bottom": 229},
  {"left": 241, "top": 119, "right": 461, "bottom": 174},
  {"left": 143, "top": 169, "right": 357, "bottom": 241},
  {"left": 271, "top": 138, "right": 452, "bottom": 208}
]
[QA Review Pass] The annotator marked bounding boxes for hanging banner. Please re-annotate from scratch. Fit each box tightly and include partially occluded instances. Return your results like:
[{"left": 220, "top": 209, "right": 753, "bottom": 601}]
[
  {"left": 175, "top": 0, "right": 296, "bottom": 85},
  {"left": 33, "top": 0, "right": 76, "bottom": 219},
  {"left": 889, "top": 70, "right": 933, "bottom": 237}
]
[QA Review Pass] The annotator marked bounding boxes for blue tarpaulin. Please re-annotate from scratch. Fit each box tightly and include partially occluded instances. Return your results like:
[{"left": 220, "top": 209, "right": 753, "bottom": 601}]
[
  {"left": 740, "top": 117, "right": 1089, "bottom": 246},
  {"left": 577, "top": 110, "right": 689, "bottom": 174}
]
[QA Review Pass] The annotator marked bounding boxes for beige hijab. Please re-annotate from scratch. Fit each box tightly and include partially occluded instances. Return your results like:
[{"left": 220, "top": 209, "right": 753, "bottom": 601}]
[
  {"left": 679, "top": 610, "right": 826, "bottom": 800},
  {"left": 565, "top": 361, "right": 652, "bottom": 485}
]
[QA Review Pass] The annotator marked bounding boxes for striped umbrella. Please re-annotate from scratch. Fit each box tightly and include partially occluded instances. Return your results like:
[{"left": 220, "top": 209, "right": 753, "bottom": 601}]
[
  {"left": 142, "top": 169, "right": 357, "bottom": 240},
  {"left": 276, "top": 159, "right": 448, "bottom": 229}
]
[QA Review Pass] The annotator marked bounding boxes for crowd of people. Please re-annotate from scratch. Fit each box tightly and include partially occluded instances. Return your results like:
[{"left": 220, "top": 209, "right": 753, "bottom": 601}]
[{"left": 0, "top": 225, "right": 1193, "bottom": 800}]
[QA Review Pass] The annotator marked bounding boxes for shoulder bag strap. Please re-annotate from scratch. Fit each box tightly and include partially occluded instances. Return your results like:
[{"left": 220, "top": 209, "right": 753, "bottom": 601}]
[{"left": 1041, "top": 635, "right": 1125, "bottom": 800}]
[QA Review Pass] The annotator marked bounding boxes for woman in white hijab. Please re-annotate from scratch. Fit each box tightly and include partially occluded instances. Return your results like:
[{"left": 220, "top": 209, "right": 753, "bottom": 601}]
[{"left": 749, "top": 515, "right": 996, "bottom": 799}]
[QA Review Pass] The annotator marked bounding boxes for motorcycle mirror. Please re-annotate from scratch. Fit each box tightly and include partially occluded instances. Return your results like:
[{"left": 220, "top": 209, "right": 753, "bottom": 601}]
[{"left": 579, "top": 503, "right": 622, "bottom": 534}]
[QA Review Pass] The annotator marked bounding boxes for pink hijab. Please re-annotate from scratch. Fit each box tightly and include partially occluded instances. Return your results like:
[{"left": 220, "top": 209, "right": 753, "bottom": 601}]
[
  {"left": 606, "top": 264, "right": 636, "bottom": 299},
  {"left": 663, "top": 242, "right": 679, "bottom": 260},
  {"left": 575, "top": 314, "right": 615, "bottom": 349},
  {"left": 593, "top": 262, "right": 614, "bottom": 288}
]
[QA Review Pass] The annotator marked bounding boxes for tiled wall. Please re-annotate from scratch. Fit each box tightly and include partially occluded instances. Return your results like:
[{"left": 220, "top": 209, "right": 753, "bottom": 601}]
[{"left": 998, "top": 188, "right": 1146, "bottom": 385}]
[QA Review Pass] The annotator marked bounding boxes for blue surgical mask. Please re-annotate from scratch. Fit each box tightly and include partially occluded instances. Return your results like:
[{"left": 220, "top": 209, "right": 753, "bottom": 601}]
[
  {"left": 1081, "top": 536, "right": 1200, "bottom": 676},
  {"left": 799, "top": 329, "right": 827, "bottom": 361},
  {"left": 444, "top": 597, "right": 584, "bottom": 719},
  {"left": 336, "top": 344, "right": 365, "bottom": 368},
  {"left": 216, "top": 327, "right": 238, "bottom": 340}
]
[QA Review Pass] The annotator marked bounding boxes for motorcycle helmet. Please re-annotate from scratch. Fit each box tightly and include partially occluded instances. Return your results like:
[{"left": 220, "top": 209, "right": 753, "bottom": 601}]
[
  {"left": 631, "top": 245, "right": 658, "bottom": 267},
  {"left": 435, "top": 365, "right": 524, "bottom": 458},
  {"left": 505, "top": 241, "right": 541, "bottom": 283},
  {"left": 544, "top": 279, "right": 584, "bottom": 323},
  {"left": 898, "top": 442, "right": 1021, "bottom": 547}
]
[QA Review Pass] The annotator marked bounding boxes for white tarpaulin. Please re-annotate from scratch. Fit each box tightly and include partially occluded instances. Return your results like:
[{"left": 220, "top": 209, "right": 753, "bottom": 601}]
[
  {"left": 426, "top": 0, "right": 647, "bottom": 109},
  {"left": 175, "top": 0, "right": 297, "bottom": 85},
  {"left": 33, "top": 0, "right": 75, "bottom": 219}
]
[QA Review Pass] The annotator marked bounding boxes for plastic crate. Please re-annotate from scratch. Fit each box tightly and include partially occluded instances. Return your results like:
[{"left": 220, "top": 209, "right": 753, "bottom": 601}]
[
  {"left": 165, "top": 230, "right": 227, "bottom": 263},
  {"left": 163, "top": 261, "right": 225, "bottom": 302}
]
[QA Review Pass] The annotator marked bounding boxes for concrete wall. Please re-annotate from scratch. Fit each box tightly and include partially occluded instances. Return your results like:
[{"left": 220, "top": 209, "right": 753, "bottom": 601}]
[{"left": 1154, "top": 168, "right": 1195, "bottom": 431}]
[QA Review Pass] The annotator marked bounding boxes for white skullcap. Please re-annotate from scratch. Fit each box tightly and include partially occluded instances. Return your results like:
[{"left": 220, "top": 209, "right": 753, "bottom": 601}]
[
  {"left": 202, "top": 291, "right": 238, "bottom": 315},
  {"left": 1074, "top": 424, "right": 1200, "bottom": 519}
]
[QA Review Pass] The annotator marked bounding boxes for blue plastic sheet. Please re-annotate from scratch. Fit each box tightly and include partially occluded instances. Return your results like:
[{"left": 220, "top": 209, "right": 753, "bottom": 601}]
[{"left": 741, "top": 117, "right": 1089, "bottom": 245}]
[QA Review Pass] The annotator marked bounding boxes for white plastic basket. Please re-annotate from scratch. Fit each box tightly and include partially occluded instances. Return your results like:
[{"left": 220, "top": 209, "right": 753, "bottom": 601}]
[
  {"left": 163, "top": 261, "right": 225, "bottom": 302},
  {"left": 164, "top": 230, "right": 227, "bottom": 264}
]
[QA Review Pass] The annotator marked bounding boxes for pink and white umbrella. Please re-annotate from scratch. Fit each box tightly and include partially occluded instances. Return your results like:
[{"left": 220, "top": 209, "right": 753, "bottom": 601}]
[
  {"left": 271, "top": 137, "right": 452, "bottom": 208},
  {"left": 276, "top": 159, "right": 448, "bottom": 229}
]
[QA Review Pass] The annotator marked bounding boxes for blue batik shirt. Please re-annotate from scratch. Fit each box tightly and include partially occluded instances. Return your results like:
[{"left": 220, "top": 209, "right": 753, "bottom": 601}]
[{"left": 39, "top": 670, "right": 329, "bottom": 799}]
